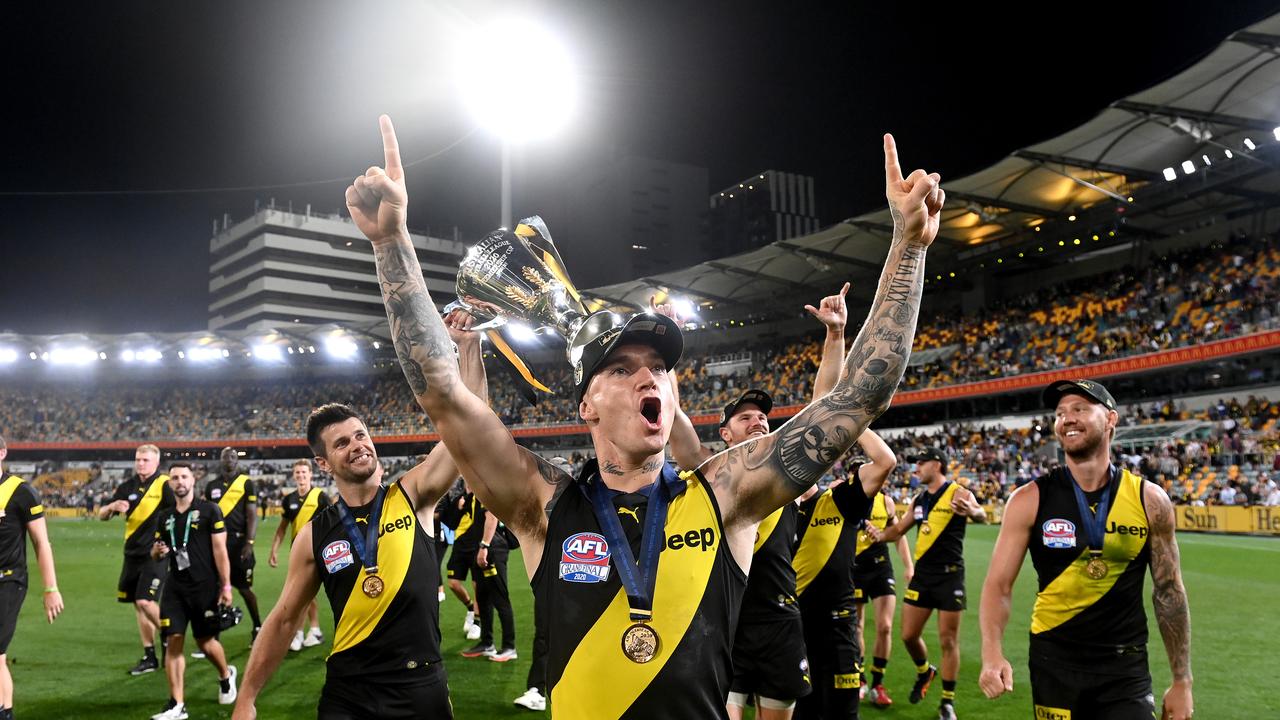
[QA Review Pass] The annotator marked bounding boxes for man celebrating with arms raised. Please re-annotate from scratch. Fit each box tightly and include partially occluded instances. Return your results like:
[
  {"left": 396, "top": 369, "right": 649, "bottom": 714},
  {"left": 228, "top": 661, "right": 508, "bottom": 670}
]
[{"left": 347, "top": 115, "right": 943, "bottom": 719}]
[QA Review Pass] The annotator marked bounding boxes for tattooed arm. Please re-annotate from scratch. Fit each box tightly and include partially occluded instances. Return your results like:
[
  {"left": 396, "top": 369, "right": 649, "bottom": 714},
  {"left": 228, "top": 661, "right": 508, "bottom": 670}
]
[
  {"left": 1146, "top": 483, "right": 1194, "bottom": 720},
  {"left": 703, "top": 135, "right": 944, "bottom": 550},
  {"left": 345, "top": 116, "right": 564, "bottom": 572}
]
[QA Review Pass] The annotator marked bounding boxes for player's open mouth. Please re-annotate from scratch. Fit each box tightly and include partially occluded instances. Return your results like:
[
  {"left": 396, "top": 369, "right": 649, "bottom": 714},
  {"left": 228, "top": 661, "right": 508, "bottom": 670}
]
[{"left": 640, "top": 397, "right": 661, "bottom": 427}]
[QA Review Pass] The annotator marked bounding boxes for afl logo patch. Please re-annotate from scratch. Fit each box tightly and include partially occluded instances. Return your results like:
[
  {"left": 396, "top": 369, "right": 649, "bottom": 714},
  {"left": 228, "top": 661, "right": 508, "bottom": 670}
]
[
  {"left": 1042, "top": 519, "right": 1077, "bottom": 549},
  {"left": 322, "top": 540, "right": 355, "bottom": 574},
  {"left": 210, "top": 489, "right": 222, "bottom": 499},
  {"left": 559, "top": 532, "right": 611, "bottom": 583}
]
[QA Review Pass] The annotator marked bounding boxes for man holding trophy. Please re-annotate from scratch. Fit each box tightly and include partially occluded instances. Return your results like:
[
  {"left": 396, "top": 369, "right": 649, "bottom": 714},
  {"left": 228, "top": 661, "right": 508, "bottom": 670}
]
[{"left": 347, "top": 115, "right": 944, "bottom": 719}]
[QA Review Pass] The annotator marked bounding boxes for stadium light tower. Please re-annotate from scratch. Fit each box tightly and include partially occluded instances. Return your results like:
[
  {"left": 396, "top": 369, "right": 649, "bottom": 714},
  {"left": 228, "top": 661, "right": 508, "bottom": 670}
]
[{"left": 458, "top": 15, "right": 576, "bottom": 229}]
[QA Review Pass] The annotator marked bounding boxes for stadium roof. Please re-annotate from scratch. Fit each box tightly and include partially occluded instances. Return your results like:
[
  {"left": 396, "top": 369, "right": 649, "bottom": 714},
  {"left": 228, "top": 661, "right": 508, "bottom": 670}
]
[{"left": 587, "top": 11, "right": 1280, "bottom": 312}]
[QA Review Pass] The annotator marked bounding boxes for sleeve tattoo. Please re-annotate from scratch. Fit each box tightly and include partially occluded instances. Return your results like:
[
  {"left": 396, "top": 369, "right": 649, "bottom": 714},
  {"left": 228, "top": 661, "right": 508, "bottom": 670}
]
[
  {"left": 769, "top": 241, "right": 926, "bottom": 487},
  {"left": 373, "top": 241, "right": 458, "bottom": 398},
  {"left": 1149, "top": 493, "right": 1192, "bottom": 682}
]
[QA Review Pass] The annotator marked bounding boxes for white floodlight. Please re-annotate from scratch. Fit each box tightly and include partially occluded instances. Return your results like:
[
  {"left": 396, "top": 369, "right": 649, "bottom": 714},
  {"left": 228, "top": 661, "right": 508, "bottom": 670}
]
[
  {"left": 186, "top": 347, "right": 221, "bottom": 362},
  {"left": 1181, "top": 160, "right": 1195, "bottom": 175},
  {"left": 324, "top": 338, "right": 359, "bottom": 360},
  {"left": 1244, "top": 137, "right": 1256, "bottom": 150},
  {"left": 251, "top": 345, "right": 284, "bottom": 362},
  {"left": 49, "top": 347, "right": 98, "bottom": 365},
  {"left": 1162, "top": 167, "right": 1177, "bottom": 181},
  {"left": 0, "top": 348, "right": 17, "bottom": 364},
  {"left": 459, "top": 17, "right": 577, "bottom": 143}
]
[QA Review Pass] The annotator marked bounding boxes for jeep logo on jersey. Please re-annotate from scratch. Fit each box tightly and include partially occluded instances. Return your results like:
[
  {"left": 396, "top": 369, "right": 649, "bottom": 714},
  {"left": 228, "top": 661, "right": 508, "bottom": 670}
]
[
  {"left": 809, "top": 515, "right": 840, "bottom": 528},
  {"left": 1106, "top": 521, "right": 1148, "bottom": 539},
  {"left": 322, "top": 540, "right": 355, "bottom": 574},
  {"left": 1042, "top": 519, "right": 1077, "bottom": 549},
  {"left": 666, "top": 527, "right": 716, "bottom": 551},
  {"left": 379, "top": 515, "right": 413, "bottom": 536},
  {"left": 560, "top": 532, "right": 611, "bottom": 583}
]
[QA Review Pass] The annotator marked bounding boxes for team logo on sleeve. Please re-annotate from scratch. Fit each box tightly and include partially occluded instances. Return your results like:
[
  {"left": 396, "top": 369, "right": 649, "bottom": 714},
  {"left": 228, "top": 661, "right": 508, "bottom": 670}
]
[
  {"left": 322, "top": 540, "right": 355, "bottom": 574},
  {"left": 1042, "top": 519, "right": 1077, "bottom": 549},
  {"left": 559, "top": 532, "right": 611, "bottom": 583}
]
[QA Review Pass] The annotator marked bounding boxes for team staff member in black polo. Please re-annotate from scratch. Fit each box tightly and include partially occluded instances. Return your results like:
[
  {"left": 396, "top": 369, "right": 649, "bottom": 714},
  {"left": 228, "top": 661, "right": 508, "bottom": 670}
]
[
  {"left": 234, "top": 313, "right": 489, "bottom": 720},
  {"left": 268, "top": 459, "right": 330, "bottom": 651},
  {"left": 872, "top": 447, "right": 985, "bottom": 720},
  {"left": 0, "top": 435, "right": 64, "bottom": 720},
  {"left": 352, "top": 117, "right": 940, "bottom": 718},
  {"left": 100, "top": 443, "right": 174, "bottom": 675},
  {"left": 205, "top": 447, "right": 263, "bottom": 641},
  {"left": 455, "top": 488, "right": 517, "bottom": 661},
  {"left": 150, "top": 462, "right": 238, "bottom": 720},
  {"left": 980, "top": 380, "right": 1193, "bottom": 720}
]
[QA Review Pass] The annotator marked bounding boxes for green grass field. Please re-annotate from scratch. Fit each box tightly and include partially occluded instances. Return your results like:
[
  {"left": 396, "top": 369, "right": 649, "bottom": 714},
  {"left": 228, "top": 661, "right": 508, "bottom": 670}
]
[{"left": 7, "top": 520, "right": 1276, "bottom": 719}]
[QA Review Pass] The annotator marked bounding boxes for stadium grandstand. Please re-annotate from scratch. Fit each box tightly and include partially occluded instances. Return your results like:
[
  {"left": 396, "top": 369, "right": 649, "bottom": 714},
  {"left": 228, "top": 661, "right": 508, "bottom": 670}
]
[{"left": 5, "top": 15, "right": 1280, "bottom": 531}]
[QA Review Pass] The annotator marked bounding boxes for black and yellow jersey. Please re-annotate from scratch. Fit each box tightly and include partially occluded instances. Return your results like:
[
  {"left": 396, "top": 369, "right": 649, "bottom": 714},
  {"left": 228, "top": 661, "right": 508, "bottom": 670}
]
[
  {"left": 205, "top": 473, "right": 256, "bottom": 539},
  {"left": 792, "top": 470, "right": 872, "bottom": 611},
  {"left": 909, "top": 481, "right": 965, "bottom": 574},
  {"left": 311, "top": 480, "right": 441, "bottom": 679},
  {"left": 282, "top": 488, "right": 331, "bottom": 539},
  {"left": 449, "top": 492, "right": 506, "bottom": 554},
  {"left": 0, "top": 477, "right": 43, "bottom": 585},
  {"left": 1029, "top": 467, "right": 1151, "bottom": 665},
  {"left": 738, "top": 502, "right": 800, "bottom": 622},
  {"left": 853, "top": 492, "right": 892, "bottom": 573},
  {"left": 533, "top": 460, "right": 745, "bottom": 720},
  {"left": 110, "top": 472, "right": 174, "bottom": 558}
]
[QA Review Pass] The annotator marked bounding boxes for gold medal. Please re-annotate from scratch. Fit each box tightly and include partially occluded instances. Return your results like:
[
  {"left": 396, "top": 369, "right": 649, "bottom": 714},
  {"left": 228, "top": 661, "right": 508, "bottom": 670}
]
[
  {"left": 1085, "top": 556, "right": 1108, "bottom": 580},
  {"left": 920, "top": 522, "right": 932, "bottom": 535},
  {"left": 621, "top": 622, "right": 660, "bottom": 664},
  {"left": 362, "top": 573, "right": 385, "bottom": 598}
]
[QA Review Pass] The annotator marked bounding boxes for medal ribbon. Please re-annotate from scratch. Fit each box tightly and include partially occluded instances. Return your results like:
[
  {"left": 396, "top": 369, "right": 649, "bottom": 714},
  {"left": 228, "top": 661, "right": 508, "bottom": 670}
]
[
  {"left": 586, "top": 463, "right": 676, "bottom": 621},
  {"left": 1066, "top": 465, "right": 1118, "bottom": 558},
  {"left": 337, "top": 485, "right": 387, "bottom": 574}
]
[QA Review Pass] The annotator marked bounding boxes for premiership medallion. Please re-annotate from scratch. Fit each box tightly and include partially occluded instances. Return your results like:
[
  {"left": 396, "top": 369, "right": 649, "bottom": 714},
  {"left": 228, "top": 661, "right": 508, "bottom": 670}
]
[
  {"left": 362, "top": 573, "right": 385, "bottom": 598},
  {"left": 920, "top": 522, "right": 932, "bottom": 535},
  {"left": 621, "top": 623, "right": 660, "bottom": 664},
  {"left": 1085, "top": 556, "right": 1108, "bottom": 580}
]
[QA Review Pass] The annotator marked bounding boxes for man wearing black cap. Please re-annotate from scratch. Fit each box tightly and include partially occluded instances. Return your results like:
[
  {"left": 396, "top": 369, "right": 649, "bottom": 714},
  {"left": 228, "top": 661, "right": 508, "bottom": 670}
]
[
  {"left": 348, "top": 116, "right": 943, "bottom": 718},
  {"left": 979, "top": 379, "right": 1193, "bottom": 720},
  {"left": 871, "top": 445, "right": 985, "bottom": 720}
]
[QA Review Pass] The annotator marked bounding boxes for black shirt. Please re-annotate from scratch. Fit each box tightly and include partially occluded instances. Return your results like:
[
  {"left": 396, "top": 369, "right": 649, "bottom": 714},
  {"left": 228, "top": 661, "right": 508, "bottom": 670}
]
[
  {"left": 792, "top": 471, "right": 873, "bottom": 611},
  {"left": 738, "top": 502, "right": 801, "bottom": 622},
  {"left": 205, "top": 473, "right": 256, "bottom": 539},
  {"left": 112, "top": 472, "right": 175, "bottom": 558},
  {"left": 449, "top": 492, "right": 506, "bottom": 553},
  {"left": 155, "top": 500, "right": 226, "bottom": 586},
  {"left": 0, "top": 477, "right": 43, "bottom": 585}
]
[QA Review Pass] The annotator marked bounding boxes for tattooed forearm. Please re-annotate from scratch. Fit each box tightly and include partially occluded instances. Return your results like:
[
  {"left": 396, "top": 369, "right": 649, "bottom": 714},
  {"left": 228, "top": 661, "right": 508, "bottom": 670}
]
[
  {"left": 770, "top": 236, "right": 927, "bottom": 488},
  {"left": 372, "top": 240, "right": 459, "bottom": 399},
  {"left": 1149, "top": 494, "right": 1193, "bottom": 682}
]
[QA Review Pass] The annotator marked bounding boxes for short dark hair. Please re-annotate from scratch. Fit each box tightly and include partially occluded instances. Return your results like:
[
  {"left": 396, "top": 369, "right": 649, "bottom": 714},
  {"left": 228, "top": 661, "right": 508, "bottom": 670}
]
[
  {"left": 168, "top": 461, "right": 193, "bottom": 474},
  {"left": 306, "top": 403, "right": 362, "bottom": 456}
]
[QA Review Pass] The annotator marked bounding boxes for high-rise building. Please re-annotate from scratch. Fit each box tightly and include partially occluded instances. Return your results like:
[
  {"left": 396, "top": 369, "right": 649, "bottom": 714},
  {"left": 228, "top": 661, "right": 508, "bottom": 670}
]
[
  {"left": 208, "top": 207, "right": 465, "bottom": 331},
  {"left": 708, "top": 170, "right": 820, "bottom": 257}
]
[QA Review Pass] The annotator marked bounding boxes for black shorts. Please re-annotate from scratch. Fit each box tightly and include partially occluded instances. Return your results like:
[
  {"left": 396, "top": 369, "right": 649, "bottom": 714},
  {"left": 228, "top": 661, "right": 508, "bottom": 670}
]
[
  {"left": 445, "top": 545, "right": 477, "bottom": 582},
  {"left": 160, "top": 580, "right": 221, "bottom": 640},
  {"left": 318, "top": 663, "right": 453, "bottom": 719},
  {"left": 227, "top": 540, "right": 256, "bottom": 589},
  {"left": 904, "top": 570, "right": 966, "bottom": 611},
  {"left": 117, "top": 555, "right": 167, "bottom": 604},
  {"left": 729, "top": 614, "right": 812, "bottom": 702},
  {"left": 1029, "top": 650, "right": 1155, "bottom": 719},
  {"left": 0, "top": 582, "right": 26, "bottom": 654},
  {"left": 852, "top": 563, "right": 896, "bottom": 604}
]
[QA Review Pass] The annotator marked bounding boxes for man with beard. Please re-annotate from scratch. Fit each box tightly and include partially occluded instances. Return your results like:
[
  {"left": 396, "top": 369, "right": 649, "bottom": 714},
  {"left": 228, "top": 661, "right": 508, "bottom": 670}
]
[
  {"left": 267, "top": 459, "right": 330, "bottom": 651},
  {"left": 871, "top": 446, "right": 985, "bottom": 720},
  {"left": 100, "top": 443, "right": 174, "bottom": 675},
  {"left": 980, "top": 380, "right": 1193, "bottom": 720},
  {"left": 150, "top": 462, "right": 237, "bottom": 720},
  {"left": 347, "top": 116, "right": 941, "bottom": 718},
  {"left": 205, "top": 448, "right": 263, "bottom": 642},
  {"left": 233, "top": 314, "right": 488, "bottom": 720}
]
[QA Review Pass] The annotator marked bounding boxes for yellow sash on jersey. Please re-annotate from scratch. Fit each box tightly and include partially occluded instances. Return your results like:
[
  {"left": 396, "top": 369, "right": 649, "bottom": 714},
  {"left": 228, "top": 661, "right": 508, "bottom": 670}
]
[
  {"left": 856, "top": 493, "right": 889, "bottom": 556},
  {"left": 793, "top": 490, "right": 842, "bottom": 597},
  {"left": 913, "top": 483, "right": 958, "bottom": 561},
  {"left": 290, "top": 488, "right": 323, "bottom": 538},
  {"left": 217, "top": 474, "right": 250, "bottom": 517},
  {"left": 753, "top": 506, "right": 784, "bottom": 554},
  {"left": 125, "top": 474, "right": 170, "bottom": 541},
  {"left": 330, "top": 483, "right": 416, "bottom": 657},
  {"left": 1032, "top": 470, "right": 1149, "bottom": 634},
  {"left": 0, "top": 477, "right": 25, "bottom": 514},
  {"left": 552, "top": 471, "right": 721, "bottom": 719},
  {"left": 454, "top": 496, "right": 476, "bottom": 538}
]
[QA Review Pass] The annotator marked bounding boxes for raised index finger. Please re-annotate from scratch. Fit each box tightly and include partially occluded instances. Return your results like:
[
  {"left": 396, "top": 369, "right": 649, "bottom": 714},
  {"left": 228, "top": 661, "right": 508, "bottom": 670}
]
[
  {"left": 379, "top": 114, "right": 404, "bottom": 180},
  {"left": 884, "top": 133, "right": 903, "bottom": 185}
]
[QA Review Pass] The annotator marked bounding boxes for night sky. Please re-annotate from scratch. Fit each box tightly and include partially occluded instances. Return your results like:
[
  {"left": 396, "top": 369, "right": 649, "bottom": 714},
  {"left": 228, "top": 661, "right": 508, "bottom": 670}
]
[{"left": 4, "top": 1, "right": 1279, "bottom": 334}]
